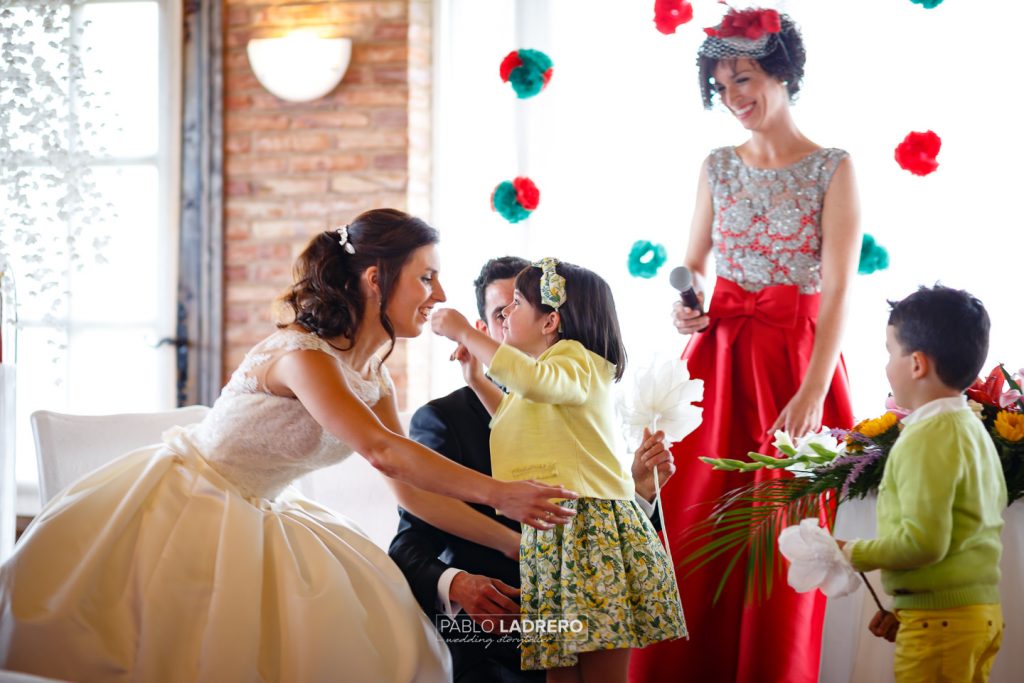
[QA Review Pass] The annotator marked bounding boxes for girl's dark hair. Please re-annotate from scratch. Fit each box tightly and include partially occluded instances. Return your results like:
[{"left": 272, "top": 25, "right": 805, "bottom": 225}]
[
  {"left": 697, "top": 14, "right": 806, "bottom": 109},
  {"left": 514, "top": 261, "right": 627, "bottom": 381},
  {"left": 279, "top": 208, "right": 439, "bottom": 362}
]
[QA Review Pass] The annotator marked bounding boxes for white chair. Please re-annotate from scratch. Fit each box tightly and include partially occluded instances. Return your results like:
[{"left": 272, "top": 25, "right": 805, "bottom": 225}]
[{"left": 30, "top": 406, "right": 210, "bottom": 505}]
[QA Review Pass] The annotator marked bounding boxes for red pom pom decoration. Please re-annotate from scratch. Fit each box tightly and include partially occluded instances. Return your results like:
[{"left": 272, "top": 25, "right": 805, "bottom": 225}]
[
  {"left": 704, "top": 8, "right": 781, "bottom": 39},
  {"left": 894, "top": 130, "right": 941, "bottom": 176},
  {"left": 513, "top": 177, "right": 540, "bottom": 210},
  {"left": 499, "top": 52, "right": 522, "bottom": 82},
  {"left": 653, "top": 0, "right": 694, "bottom": 35}
]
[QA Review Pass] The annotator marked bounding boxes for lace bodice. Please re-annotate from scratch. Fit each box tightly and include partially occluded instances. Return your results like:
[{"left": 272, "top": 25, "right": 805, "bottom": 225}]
[
  {"left": 707, "top": 146, "right": 848, "bottom": 294},
  {"left": 187, "top": 329, "right": 391, "bottom": 500}
]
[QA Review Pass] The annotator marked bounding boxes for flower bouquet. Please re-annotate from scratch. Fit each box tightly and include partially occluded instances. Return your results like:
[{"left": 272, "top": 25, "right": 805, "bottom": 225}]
[
  {"left": 967, "top": 365, "right": 1024, "bottom": 502},
  {"left": 682, "top": 364, "right": 1024, "bottom": 602}
]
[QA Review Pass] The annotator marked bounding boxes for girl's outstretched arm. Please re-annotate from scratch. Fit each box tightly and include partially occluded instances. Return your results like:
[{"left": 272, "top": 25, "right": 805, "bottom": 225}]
[
  {"left": 269, "top": 348, "right": 578, "bottom": 532},
  {"left": 451, "top": 342, "right": 504, "bottom": 417},
  {"left": 432, "top": 309, "right": 504, "bottom": 414},
  {"left": 432, "top": 308, "right": 500, "bottom": 364}
]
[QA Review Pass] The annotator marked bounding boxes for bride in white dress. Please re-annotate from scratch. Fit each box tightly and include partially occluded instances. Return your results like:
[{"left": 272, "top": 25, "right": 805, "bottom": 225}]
[{"left": 0, "top": 208, "right": 577, "bottom": 683}]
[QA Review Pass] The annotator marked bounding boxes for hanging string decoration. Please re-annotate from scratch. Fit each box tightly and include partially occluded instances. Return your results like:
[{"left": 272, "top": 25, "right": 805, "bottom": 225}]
[
  {"left": 491, "top": 177, "right": 540, "bottom": 223},
  {"left": 499, "top": 49, "right": 553, "bottom": 99},
  {"left": 895, "top": 130, "right": 941, "bottom": 176}
]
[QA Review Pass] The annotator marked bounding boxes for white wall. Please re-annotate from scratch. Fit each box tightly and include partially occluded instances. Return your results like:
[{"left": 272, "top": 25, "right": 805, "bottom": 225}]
[{"left": 432, "top": 0, "right": 1024, "bottom": 425}]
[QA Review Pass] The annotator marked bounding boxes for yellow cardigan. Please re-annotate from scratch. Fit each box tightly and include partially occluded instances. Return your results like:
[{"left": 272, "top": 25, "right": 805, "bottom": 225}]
[{"left": 487, "top": 339, "right": 633, "bottom": 501}]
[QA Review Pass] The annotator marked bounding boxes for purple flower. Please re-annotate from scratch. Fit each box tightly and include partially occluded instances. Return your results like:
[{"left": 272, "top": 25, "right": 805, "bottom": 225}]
[{"left": 838, "top": 449, "right": 884, "bottom": 500}]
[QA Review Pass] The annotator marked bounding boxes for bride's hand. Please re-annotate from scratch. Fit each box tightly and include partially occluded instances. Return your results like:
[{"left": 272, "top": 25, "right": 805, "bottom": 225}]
[
  {"left": 497, "top": 480, "right": 578, "bottom": 531},
  {"left": 500, "top": 528, "right": 521, "bottom": 560}
]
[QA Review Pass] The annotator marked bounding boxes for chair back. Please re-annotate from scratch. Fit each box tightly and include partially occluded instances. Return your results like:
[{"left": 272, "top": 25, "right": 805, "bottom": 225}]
[{"left": 31, "top": 405, "right": 210, "bottom": 505}]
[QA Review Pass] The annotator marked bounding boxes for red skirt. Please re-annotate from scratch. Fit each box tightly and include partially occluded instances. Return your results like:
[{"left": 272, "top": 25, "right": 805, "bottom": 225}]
[{"left": 629, "top": 278, "right": 855, "bottom": 683}]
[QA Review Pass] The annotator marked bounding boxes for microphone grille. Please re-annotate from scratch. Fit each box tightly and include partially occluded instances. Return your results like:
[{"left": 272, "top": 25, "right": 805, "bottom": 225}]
[{"left": 669, "top": 266, "right": 692, "bottom": 291}]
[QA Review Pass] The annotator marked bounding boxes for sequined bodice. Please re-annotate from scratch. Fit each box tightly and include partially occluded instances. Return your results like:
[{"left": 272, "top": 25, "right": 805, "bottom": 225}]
[
  {"left": 708, "top": 146, "right": 848, "bottom": 294},
  {"left": 187, "top": 329, "right": 391, "bottom": 500}
]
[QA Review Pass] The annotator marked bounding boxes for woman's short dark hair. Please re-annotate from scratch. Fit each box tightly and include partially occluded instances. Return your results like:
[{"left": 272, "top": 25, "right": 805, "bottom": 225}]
[
  {"left": 887, "top": 285, "right": 991, "bottom": 391},
  {"left": 697, "top": 14, "right": 806, "bottom": 109},
  {"left": 279, "top": 208, "right": 439, "bottom": 361},
  {"left": 514, "top": 261, "right": 627, "bottom": 381}
]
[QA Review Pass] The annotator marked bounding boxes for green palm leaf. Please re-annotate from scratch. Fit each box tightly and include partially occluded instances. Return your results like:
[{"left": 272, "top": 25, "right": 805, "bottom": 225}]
[{"left": 679, "top": 476, "right": 839, "bottom": 604}]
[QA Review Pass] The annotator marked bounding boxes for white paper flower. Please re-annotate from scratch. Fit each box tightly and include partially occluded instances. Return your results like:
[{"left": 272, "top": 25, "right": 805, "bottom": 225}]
[
  {"left": 619, "top": 357, "right": 703, "bottom": 450},
  {"left": 778, "top": 518, "right": 860, "bottom": 598}
]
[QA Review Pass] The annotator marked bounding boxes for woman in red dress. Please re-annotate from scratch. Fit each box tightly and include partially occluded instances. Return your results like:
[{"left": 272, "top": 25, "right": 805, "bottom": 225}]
[{"left": 629, "top": 9, "right": 860, "bottom": 683}]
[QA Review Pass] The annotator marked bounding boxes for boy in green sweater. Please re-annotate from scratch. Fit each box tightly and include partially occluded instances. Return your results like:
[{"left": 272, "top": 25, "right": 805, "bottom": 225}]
[{"left": 840, "top": 285, "right": 1006, "bottom": 682}]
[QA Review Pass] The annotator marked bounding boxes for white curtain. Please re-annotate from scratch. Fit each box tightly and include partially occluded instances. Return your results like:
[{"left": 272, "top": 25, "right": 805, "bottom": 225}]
[{"left": 1, "top": 365, "right": 14, "bottom": 559}]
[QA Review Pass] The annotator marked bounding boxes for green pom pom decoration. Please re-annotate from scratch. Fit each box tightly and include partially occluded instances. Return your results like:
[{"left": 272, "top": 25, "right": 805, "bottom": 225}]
[
  {"left": 491, "top": 181, "right": 531, "bottom": 223},
  {"left": 858, "top": 233, "right": 890, "bottom": 275},
  {"left": 627, "top": 240, "right": 667, "bottom": 279},
  {"left": 910, "top": 0, "right": 943, "bottom": 9},
  {"left": 508, "top": 49, "right": 553, "bottom": 99}
]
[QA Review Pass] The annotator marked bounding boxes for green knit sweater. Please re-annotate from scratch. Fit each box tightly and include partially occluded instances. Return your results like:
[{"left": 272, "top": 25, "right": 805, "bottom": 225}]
[{"left": 850, "top": 404, "right": 1007, "bottom": 609}]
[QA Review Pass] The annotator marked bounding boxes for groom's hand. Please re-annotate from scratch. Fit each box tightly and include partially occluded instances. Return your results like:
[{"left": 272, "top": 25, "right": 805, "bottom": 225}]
[{"left": 450, "top": 572, "right": 520, "bottom": 633}]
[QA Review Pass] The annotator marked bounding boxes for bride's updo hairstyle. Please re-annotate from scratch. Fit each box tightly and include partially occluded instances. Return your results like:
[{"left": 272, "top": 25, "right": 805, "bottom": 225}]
[{"left": 279, "top": 208, "right": 440, "bottom": 360}]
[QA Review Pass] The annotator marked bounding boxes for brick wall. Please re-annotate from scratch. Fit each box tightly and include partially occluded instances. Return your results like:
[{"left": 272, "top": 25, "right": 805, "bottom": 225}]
[{"left": 222, "top": 0, "right": 429, "bottom": 408}]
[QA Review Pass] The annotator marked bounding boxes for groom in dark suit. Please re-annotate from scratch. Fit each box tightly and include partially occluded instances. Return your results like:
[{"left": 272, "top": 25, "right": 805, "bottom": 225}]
[{"left": 389, "top": 256, "right": 675, "bottom": 683}]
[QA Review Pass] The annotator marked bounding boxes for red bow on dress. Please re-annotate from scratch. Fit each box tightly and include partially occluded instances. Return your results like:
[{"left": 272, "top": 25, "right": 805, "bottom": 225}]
[{"left": 709, "top": 278, "right": 819, "bottom": 330}]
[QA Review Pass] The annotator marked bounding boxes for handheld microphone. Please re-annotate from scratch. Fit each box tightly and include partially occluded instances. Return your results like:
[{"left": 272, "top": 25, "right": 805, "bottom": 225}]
[{"left": 669, "top": 266, "right": 703, "bottom": 313}]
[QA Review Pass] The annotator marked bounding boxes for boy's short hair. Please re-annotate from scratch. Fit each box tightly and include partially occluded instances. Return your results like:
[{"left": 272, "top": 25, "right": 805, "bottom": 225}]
[
  {"left": 472, "top": 256, "right": 530, "bottom": 320},
  {"left": 888, "top": 285, "right": 990, "bottom": 391}
]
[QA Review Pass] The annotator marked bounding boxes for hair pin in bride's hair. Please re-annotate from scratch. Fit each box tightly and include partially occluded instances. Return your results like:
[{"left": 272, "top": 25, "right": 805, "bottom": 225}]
[{"left": 335, "top": 225, "right": 356, "bottom": 254}]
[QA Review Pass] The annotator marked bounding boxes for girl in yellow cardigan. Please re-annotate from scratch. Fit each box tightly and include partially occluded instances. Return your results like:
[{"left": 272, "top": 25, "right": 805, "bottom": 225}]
[{"left": 432, "top": 257, "right": 686, "bottom": 682}]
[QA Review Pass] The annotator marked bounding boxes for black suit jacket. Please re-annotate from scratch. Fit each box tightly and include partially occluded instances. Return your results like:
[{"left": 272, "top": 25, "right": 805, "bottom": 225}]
[{"left": 389, "top": 386, "right": 532, "bottom": 678}]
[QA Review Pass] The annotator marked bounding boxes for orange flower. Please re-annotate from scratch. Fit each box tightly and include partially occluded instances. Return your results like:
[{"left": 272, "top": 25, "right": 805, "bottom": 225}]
[
  {"left": 995, "top": 411, "right": 1024, "bottom": 442},
  {"left": 851, "top": 412, "right": 899, "bottom": 439}
]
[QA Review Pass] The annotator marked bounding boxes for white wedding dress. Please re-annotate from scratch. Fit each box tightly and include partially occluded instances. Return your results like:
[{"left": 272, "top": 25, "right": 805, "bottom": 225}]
[{"left": 0, "top": 329, "right": 452, "bottom": 682}]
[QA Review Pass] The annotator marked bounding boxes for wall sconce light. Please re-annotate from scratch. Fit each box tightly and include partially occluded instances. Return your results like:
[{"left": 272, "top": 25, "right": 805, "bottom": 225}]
[{"left": 246, "top": 30, "right": 352, "bottom": 103}]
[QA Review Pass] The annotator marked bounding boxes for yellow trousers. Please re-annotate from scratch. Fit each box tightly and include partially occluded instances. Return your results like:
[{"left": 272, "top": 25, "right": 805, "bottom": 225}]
[{"left": 894, "top": 604, "right": 1004, "bottom": 683}]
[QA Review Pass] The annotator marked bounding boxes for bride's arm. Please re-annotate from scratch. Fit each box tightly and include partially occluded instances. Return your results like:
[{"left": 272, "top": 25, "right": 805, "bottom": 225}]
[
  {"left": 268, "top": 349, "right": 575, "bottom": 537},
  {"left": 371, "top": 385, "right": 520, "bottom": 558}
]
